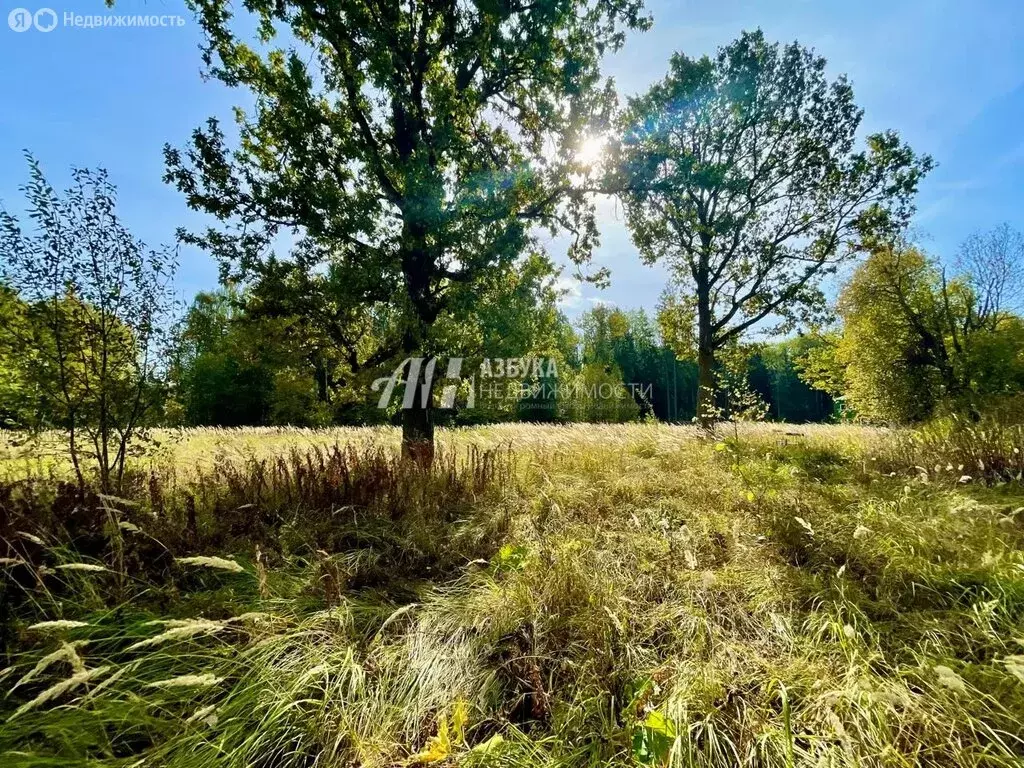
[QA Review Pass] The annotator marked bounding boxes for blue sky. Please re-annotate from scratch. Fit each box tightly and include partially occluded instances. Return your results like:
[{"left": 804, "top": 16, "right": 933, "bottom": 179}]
[{"left": 2, "top": 0, "right": 1022, "bottom": 315}]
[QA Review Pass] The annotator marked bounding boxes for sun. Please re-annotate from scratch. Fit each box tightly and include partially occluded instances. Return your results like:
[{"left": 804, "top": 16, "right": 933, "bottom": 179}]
[{"left": 575, "top": 135, "right": 606, "bottom": 167}]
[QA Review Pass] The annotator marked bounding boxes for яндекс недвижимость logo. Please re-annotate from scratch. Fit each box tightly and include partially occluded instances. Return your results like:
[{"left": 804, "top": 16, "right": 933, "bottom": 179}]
[
  {"left": 8, "top": 8, "right": 57, "bottom": 32},
  {"left": 7, "top": 8, "right": 186, "bottom": 31}
]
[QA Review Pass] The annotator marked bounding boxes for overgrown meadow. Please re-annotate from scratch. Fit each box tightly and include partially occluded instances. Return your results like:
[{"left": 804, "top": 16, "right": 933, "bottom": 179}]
[{"left": 2, "top": 422, "right": 1024, "bottom": 767}]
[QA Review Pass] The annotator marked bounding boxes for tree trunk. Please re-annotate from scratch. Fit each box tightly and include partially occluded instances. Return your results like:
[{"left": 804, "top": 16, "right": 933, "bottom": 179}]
[
  {"left": 401, "top": 402, "right": 434, "bottom": 465},
  {"left": 314, "top": 358, "right": 329, "bottom": 403},
  {"left": 401, "top": 357, "right": 435, "bottom": 466},
  {"left": 696, "top": 343, "right": 717, "bottom": 431},
  {"left": 696, "top": 276, "right": 717, "bottom": 432}
]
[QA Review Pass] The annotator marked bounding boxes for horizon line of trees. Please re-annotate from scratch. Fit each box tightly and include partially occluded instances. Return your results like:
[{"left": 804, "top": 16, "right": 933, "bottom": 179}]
[
  {"left": 0, "top": 152, "right": 1019, "bottom": 501},
  {"left": 1, "top": 11, "right": 1022, "bottom": 489},
  {"left": 130, "top": 219, "right": 1024, "bottom": 430},
  {"left": 6, "top": 216, "right": 1020, "bottom": 434},
  {"left": 0, "top": 275, "right": 838, "bottom": 431}
]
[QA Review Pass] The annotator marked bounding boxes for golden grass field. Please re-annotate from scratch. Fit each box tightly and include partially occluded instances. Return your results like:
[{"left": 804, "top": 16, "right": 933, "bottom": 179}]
[
  {"left": 0, "top": 422, "right": 889, "bottom": 480},
  {"left": 3, "top": 421, "right": 1024, "bottom": 767}
]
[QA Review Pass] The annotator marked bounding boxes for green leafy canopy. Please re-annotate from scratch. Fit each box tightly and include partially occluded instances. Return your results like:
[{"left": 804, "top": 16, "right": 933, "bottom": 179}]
[
  {"left": 164, "top": 0, "right": 651, "bottom": 367},
  {"left": 613, "top": 30, "right": 934, "bottom": 350}
]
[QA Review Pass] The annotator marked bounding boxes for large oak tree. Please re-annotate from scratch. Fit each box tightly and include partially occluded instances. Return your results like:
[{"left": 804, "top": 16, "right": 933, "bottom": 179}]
[
  {"left": 613, "top": 30, "right": 933, "bottom": 427},
  {"left": 164, "top": 0, "right": 649, "bottom": 460}
]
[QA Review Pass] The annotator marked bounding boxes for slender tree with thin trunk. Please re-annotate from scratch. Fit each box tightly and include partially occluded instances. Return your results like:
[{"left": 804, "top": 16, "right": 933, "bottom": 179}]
[{"left": 0, "top": 155, "right": 177, "bottom": 492}]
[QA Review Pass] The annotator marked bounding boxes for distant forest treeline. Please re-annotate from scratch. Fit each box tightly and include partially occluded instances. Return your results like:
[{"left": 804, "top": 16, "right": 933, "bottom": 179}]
[
  {"left": 159, "top": 293, "right": 837, "bottom": 427},
  {"left": 0, "top": 282, "right": 833, "bottom": 429},
  {"left": 4, "top": 224, "right": 1022, "bottom": 432}
]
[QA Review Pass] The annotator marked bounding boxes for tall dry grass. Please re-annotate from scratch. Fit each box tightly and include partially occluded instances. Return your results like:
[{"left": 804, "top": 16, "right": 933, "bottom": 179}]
[{"left": 1, "top": 423, "right": 1022, "bottom": 767}]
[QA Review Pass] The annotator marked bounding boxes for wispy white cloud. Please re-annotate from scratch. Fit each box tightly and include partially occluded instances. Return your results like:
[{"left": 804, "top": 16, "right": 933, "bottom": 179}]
[{"left": 554, "top": 276, "right": 583, "bottom": 309}]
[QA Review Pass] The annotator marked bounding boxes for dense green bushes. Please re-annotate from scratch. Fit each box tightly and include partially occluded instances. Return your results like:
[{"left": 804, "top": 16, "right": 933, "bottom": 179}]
[{"left": 797, "top": 233, "right": 1024, "bottom": 424}]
